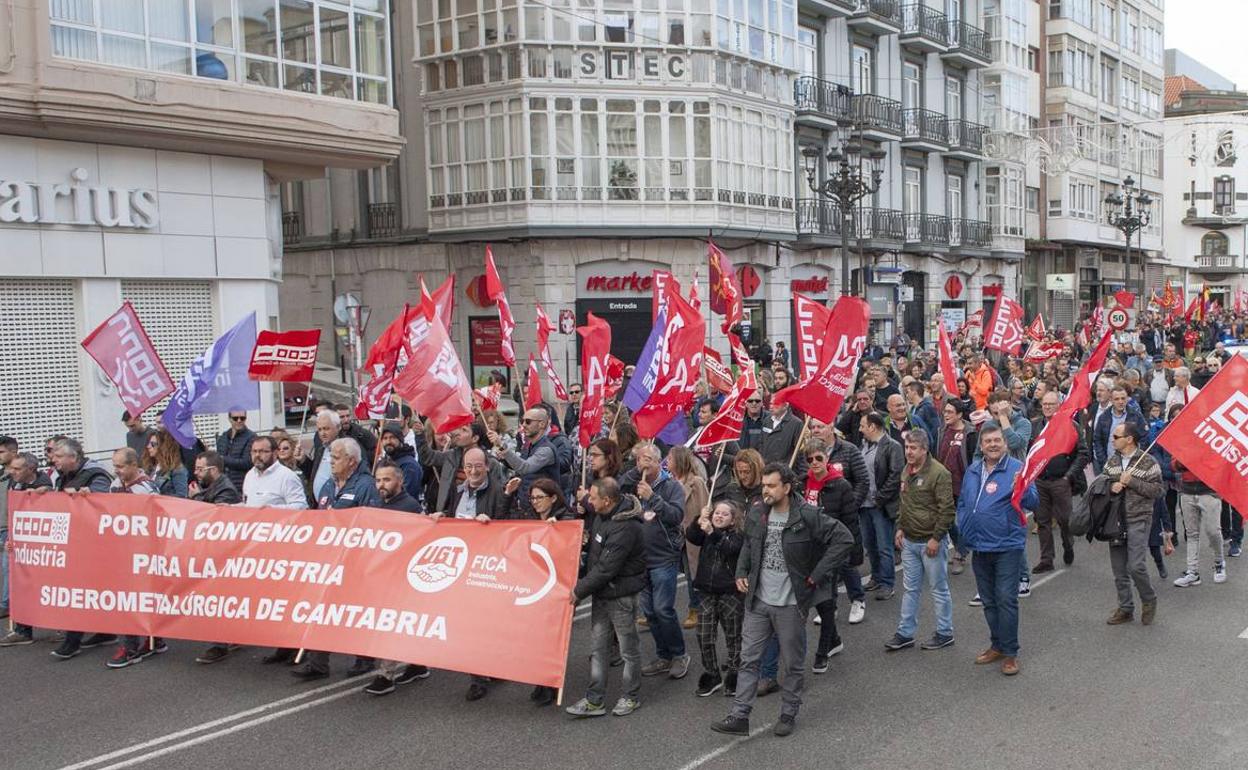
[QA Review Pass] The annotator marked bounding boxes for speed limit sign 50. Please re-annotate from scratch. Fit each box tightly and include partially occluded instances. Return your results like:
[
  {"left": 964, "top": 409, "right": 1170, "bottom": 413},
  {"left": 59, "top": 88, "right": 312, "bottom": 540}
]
[{"left": 1107, "top": 307, "right": 1130, "bottom": 331}]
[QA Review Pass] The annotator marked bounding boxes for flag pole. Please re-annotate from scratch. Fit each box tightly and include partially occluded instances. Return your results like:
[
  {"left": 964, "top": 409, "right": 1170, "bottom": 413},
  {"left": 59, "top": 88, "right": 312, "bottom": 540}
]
[
  {"left": 298, "top": 385, "right": 314, "bottom": 436},
  {"left": 788, "top": 415, "right": 811, "bottom": 468},
  {"left": 707, "top": 444, "right": 727, "bottom": 500}
]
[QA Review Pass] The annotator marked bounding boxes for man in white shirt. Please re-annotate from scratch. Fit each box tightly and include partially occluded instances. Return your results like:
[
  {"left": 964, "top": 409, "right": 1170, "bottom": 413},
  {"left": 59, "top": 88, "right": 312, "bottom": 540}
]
[
  {"left": 242, "top": 436, "right": 308, "bottom": 510},
  {"left": 1165, "top": 367, "right": 1200, "bottom": 416}
]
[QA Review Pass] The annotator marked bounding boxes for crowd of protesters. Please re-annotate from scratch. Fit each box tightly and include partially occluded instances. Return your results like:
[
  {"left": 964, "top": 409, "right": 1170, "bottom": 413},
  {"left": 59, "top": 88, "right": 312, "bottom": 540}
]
[{"left": 1, "top": 305, "right": 1243, "bottom": 737}]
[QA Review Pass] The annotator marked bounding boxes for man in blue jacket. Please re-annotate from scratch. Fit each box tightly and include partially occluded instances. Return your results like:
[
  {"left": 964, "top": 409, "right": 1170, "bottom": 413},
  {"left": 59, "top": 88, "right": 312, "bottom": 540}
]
[
  {"left": 956, "top": 425, "right": 1037, "bottom": 677},
  {"left": 903, "top": 381, "right": 940, "bottom": 453}
]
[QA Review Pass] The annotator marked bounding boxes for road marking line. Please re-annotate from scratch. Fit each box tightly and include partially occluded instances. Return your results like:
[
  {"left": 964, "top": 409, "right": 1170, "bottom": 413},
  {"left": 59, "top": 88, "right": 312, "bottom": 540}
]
[
  {"left": 82, "top": 688, "right": 363, "bottom": 770},
  {"left": 1029, "top": 568, "right": 1068, "bottom": 590},
  {"left": 1238, "top": 626, "right": 1248, "bottom": 639},
  {"left": 674, "top": 723, "right": 775, "bottom": 770},
  {"left": 58, "top": 676, "right": 370, "bottom": 770}
]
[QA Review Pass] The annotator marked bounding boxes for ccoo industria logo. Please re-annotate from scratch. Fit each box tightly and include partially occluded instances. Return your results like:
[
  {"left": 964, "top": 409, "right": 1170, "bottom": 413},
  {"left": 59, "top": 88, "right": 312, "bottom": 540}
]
[
  {"left": 406, "top": 536, "right": 469, "bottom": 593},
  {"left": 1197, "top": 391, "right": 1248, "bottom": 472}
]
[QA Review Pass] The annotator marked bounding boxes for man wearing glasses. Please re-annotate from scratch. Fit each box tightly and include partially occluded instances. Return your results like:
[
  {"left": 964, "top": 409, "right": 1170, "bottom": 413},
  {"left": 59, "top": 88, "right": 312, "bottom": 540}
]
[
  {"left": 1102, "top": 422, "right": 1165, "bottom": 627},
  {"left": 494, "top": 409, "right": 562, "bottom": 518},
  {"left": 121, "top": 410, "right": 157, "bottom": 458},
  {"left": 563, "top": 383, "right": 583, "bottom": 440},
  {"left": 216, "top": 411, "right": 256, "bottom": 490},
  {"left": 739, "top": 392, "right": 767, "bottom": 452}
]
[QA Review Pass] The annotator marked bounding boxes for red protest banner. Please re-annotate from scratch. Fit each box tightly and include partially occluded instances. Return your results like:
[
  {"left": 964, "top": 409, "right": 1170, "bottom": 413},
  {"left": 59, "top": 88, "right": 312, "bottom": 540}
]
[
  {"left": 937, "top": 323, "right": 959, "bottom": 397},
  {"left": 1157, "top": 355, "right": 1248, "bottom": 522},
  {"left": 984, "top": 295, "right": 1025, "bottom": 355},
  {"left": 248, "top": 329, "right": 320, "bottom": 382},
  {"left": 9, "top": 492, "right": 582, "bottom": 688},
  {"left": 771, "top": 296, "right": 869, "bottom": 424},
  {"left": 792, "top": 292, "right": 831, "bottom": 381},
  {"left": 80, "top": 301, "right": 175, "bottom": 415},
  {"left": 695, "top": 367, "right": 757, "bottom": 448},
  {"left": 577, "top": 313, "right": 612, "bottom": 448}
]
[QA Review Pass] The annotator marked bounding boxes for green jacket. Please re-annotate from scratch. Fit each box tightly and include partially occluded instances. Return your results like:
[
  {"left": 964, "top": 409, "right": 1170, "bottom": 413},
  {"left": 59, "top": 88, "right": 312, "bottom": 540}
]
[{"left": 897, "top": 457, "right": 955, "bottom": 542}]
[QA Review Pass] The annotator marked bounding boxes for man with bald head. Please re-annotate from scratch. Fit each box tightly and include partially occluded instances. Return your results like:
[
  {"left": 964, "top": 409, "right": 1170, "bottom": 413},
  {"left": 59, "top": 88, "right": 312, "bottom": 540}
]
[
  {"left": 440, "top": 447, "right": 506, "bottom": 522},
  {"left": 494, "top": 408, "right": 561, "bottom": 518},
  {"left": 1029, "top": 391, "right": 1089, "bottom": 572}
]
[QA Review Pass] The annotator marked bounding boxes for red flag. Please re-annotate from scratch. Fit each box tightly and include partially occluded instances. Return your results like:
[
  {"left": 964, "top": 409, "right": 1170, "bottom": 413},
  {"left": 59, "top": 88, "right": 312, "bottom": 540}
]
[
  {"left": 1184, "top": 295, "right": 1201, "bottom": 322},
  {"left": 604, "top": 355, "right": 626, "bottom": 401},
  {"left": 985, "top": 295, "right": 1025, "bottom": 355},
  {"left": 689, "top": 272, "right": 703, "bottom": 312},
  {"left": 483, "top": 246, "right": 516, "bottom": 366},
  {"left": 708, "top": 241, "right": 744, "bottom": 333},
  {"left": 703, "top": 347, "right": 734, "bottom": 394},
  {"left": 391, "top": 314, "right": 474, "bottom": 434},
  {"left": 1064, "top": 329, "right": 1115, "bottom": 415},
  {"left": 1010, "top": 411, "right": 1076, "bottom": 516},
  {"left": 771, "top": 296, "right": 870, "bottom": 423},
  {"left": 695, "top": 367, "right": 758, "bottom": 448},
  {"left": 355, "top": 370, "right": 394, "bottom": 420},
  {"left": 363, "top": 307, "right": 411, "bottom": 373},
  {"left": 80, "top": 301, "right": 175, "bottom": 416},
  {"left": 248, "top": 329, "right": 320, "bottom": 382},
  {"left": 535, "top": 302, "right": 569, "bottom": 401},
  {"left": 419, "top": 275, "right": 456, "bottom": 328},
  {"left": 633, "top": 285, "right": 705, "bottom": 438},
  {"left": 937, "top": 323, "right": 959, "bottom": 397},
  {"left": 792, "top": 292, "right": 831, "bottom": 381},
  {"left": 726, "top": 331, "right": 752, "bottom": 370},
  {"left": 1114, "top": 290, "right": 1136, "bottom": 309},
  {"left": 1024, "top": 313, "right": 1046, "bottom": 343},
  {"left": 524, "top": 355, "right": 543, "bottom": 410},
  {"left": 577, "top": 313, "right": 612, "bottom": 448},
  {"left": 652, "top": 271, "right": 682, "bottom": 323},
  {"left": 1023, "top": 341, "right": 1066, "bottom": 363},
  {"left": 473, "top": 383, "right": 502, "bottom": 411},
  {"left": 1157, "top": 355, "right": 1248, "bottom": 523},
  {"left": 957, "top": 308, "right": 985, "bottom": 336}
]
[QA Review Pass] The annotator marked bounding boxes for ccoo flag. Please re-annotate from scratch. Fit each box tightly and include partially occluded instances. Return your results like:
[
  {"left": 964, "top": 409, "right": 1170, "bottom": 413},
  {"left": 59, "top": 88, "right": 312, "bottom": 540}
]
[
  {"left": 162, "top": 313, "right": 258, "bottom": 448},
  {"left": 80, "top": 301, "right": 175, "bottom": 416}
]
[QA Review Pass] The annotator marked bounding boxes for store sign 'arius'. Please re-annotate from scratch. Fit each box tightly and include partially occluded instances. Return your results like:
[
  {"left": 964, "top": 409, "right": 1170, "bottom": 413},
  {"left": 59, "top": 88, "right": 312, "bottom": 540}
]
[{"left": 0, "top": 168, "right": 159, "bottom": 229}]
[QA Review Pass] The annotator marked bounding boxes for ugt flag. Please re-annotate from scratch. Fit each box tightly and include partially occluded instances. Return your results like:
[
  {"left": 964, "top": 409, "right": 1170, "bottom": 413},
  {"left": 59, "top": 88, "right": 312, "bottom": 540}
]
[
  {"left": 162, "top": 313, "right": 258, "bottom": 448},
  {"left": 1157, "top": 355, "right": 1248, "bottom": 523},
  {"left": 80, "top": 301, "right": 174, "bottom": 416}
]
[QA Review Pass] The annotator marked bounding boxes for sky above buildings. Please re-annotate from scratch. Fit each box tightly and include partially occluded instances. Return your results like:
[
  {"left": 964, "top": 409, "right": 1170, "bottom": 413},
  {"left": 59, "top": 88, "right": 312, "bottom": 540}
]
[{"left": 1166, "top": 1, "right": 1247, "bottom": 91}]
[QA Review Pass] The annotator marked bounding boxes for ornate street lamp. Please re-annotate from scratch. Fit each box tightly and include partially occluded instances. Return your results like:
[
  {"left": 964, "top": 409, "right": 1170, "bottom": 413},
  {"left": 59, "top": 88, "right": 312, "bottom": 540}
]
[
  {"left": 802, "top": 138, "right": 888, "bottom": 296},
  {"left": 1104, "top": 175, "right": 1153, "bottom": 298}
]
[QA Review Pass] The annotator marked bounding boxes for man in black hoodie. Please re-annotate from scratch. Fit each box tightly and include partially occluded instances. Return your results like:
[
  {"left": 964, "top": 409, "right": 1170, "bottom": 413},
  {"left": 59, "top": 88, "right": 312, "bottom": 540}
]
[
  {"left": 379, "top": 424, "right": 423, "bottom": 505},
  {"left": 565, "top": 478, "right": 646, "bottom": 719}
]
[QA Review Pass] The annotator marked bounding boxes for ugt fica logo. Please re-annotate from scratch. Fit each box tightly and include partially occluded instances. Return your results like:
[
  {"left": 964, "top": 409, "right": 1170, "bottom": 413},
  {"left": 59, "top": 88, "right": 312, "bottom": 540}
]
[{"left": 406, "top": 536, "right": 469, "bottom": 593}]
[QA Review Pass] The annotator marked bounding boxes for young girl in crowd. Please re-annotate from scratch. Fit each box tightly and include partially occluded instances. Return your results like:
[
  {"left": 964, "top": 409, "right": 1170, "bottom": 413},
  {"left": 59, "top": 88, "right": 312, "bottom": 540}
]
[{"left": 685, "top": 500, "right": 745, "bottom": 698}]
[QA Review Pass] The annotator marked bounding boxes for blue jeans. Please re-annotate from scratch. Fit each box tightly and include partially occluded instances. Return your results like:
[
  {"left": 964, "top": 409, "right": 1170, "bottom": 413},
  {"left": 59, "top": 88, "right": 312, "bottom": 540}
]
[
  {"left": 971, "top": 549, "right": 1024, "bottom": 657},
  {"left": 897, "top": 538, "right": 953, "bottom": 639},
  {"left": 639, "top": 563, "right": 686, "bottom": 660},
  {"left": 0, "top": 528, "right": 8, "bottom": 614},
  {"left": 840, "top": 564, "right": 865, "bottom": 602},
  {"left": 859, "top": 507, "right": 896, "bottom": 589}
]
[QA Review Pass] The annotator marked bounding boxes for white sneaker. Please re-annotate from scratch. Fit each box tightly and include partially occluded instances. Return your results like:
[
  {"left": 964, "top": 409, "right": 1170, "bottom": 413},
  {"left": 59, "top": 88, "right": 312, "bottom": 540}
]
[
  {"left": 1214, "top": 563, "right": 1228, "bottom": 584},
  {"left": 813, "top": 613, "right": 822, "bottom": 626},
  {"left": 848, "top": 600, "right": 866, "bottom": 625},
  {"left": 968, "top": 594, "right": 983, "bottom": 607},
  {"left": 1173, "top": 571, "right": 1202, "bottom": 588}
]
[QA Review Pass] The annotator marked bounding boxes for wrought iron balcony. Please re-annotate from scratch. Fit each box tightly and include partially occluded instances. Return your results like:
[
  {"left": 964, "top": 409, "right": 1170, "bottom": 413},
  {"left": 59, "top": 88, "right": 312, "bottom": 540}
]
[
  {"left": 794, "top": 76, "right": 854, "bottom": 128},
  {"left": 281, "top": 211, "right": 302, "bottom": 245},
  {"left": 899, "top": 4, "right": 949, "bottom": 52},
  {"left": 850, "top": 93, "right": 903, "bottom": 140},
  {"left": 901, "top": 108, "right": 949, "bottom": 149},
  {"left": 943, "top": 119, "right": 986, "bottom": 159},
  {"left": 848, "top": 0, "right": 902, "bottom": 35},
  {"left": 366, "top": 202, "right": 399, "bottom": 239},
  {"left": 949, "top": 218, "right": 993, "bottom": 249},
  {"left": 902, "top": 212, "right": 950, "bottom": 244},
  {"left": 796, "top": 200, "right": 905, "bottom": 242},
  {"left": 942, "top": 20, "right": 991, "bottom": 67}
]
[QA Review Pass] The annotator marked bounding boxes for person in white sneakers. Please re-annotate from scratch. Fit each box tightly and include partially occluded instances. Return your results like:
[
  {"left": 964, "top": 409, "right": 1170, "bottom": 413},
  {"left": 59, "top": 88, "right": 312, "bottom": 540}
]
[{"left": 1172, "top": 458, "right": 1226, "bottom": 587}]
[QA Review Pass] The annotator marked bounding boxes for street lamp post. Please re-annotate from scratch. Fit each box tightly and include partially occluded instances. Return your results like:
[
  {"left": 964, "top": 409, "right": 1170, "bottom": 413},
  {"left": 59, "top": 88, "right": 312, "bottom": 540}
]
[
  {"left": 802, "top": 137, "right": 888, "bottom": 297},
  {"left": 1104, "top": 175, "right": 1153, "bottom": 298}
]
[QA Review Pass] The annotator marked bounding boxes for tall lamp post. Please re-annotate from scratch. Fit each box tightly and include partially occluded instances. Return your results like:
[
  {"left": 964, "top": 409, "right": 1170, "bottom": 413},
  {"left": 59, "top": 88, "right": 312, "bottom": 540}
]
[
  {"left": 1104, "top": 175, "right": 1153, "bottom": 298},
  {"left": 802, "top": 139, "right": 888, "bottom": 297}
]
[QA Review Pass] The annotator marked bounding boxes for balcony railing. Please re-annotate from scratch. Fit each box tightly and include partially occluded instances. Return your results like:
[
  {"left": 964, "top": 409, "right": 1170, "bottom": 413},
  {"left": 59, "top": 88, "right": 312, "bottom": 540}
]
[
  {"left": 944, "top": 119, "right": 987, "bottom": 155},
  {"left": 946, "top": 20, "right": 991, "bottom": 62},
  {"left": 902, "top": 108, "right": 949, "bottom": 145},
  {"left": 852, "top": 0, "right": 902, "bottom": 26},
  {"left": 902, "top": 213, "right": 950, "bottom": 243},
  {"left": 950, "top": 218, "right": 993, "bottom": 248},
  {"left": 366, "top": 202, "right": 399, "bottom": 239},
  {"left": 900, "top": 4, "right": 949, "bottom": 47},
  {"left": 794, "top": 76, "right": 853, "bottom": 123},
  {"left": 281, "top": 211, "right": 302, "bottom": 245},
  {"left": 1196, "top": 254, "right": 1241, "bottom": 270},
  {"left": 851, "top": 93, "right": 903, "bottom": 135},
  {"left": 796, "top": 200, "right": 906, "bottom": 241}
]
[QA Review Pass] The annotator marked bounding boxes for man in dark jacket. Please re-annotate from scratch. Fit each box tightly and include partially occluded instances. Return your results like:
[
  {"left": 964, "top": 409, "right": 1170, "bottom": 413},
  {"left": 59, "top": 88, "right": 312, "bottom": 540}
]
[
  {"left": 190, "top": 451, "right": 242, "bottom": 504},
  {"left": 333, "top": 403, "right": 378, "bottom": 460},
  {"left": 216, "top": 411, "right": 256, "bottom": 490},
  {"left": 565, "top": 479, "right": 647, "bottom": 718},
  {"left": 416, "top": 421, "right": 504, "bottom": 513},
  {"left": 440, "top": 447, "right": 509, "bottom": 522},
  {"left": 379, "top": 423, "right": 423, "bottom": 506},
  {"left": 710, "top": 463, "right": 852, "bottom": 739},
  {"left": 495, "top": 409, "right": 562, "bottom": 518},
  {"left": 1030, "top": 391, "right": 1090, "bottom": 572},
  {"left": 904, "top": 382, "right": 940, "bottom": 453},
  {"left": 619, "top": 442, "right": 690, "bottom": 679},
  {"left": 1092, "top": 386, "right": 1145, "bottom": 473},
  {"left": 562, "top": 383, "right": 582, "bottom": 440},
  {"left": 760, "top": 402, "right": 806, "bottom": 473},
  {"left": 738, "top": 391, "right": 767, "bottom": 451},
  {"left": 859, "top": 412, "right": 904, "bottom": 599},
  {"left": 1101, "top": 421, "right": 1165, "bottom": 627},
  {"left": 374, "top": 460, "right": 422, "bottom": 513},
  {"left": 800, "top": 438, "right": 857, "bottom": 669}
]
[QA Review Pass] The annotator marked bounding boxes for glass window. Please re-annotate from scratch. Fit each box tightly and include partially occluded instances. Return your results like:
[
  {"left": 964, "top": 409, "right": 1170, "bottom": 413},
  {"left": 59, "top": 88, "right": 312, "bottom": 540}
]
[
  {"left": 196, "top": 0, "right": 234, "bottom": 47},
  {"left": 319, "top": 5, "right": 351, "bottom": 69},
  {"left": 281, "top": 1, "right": 315, "bottom": 63},
  {"left": 239, "top": 0, "right": 278, "bottom": 55},
  {"left": 102, "top": 0, "right": 145, "bottom": 34},
  {"left": 356, "top": 14, "right": 387, "bottom": 76}
]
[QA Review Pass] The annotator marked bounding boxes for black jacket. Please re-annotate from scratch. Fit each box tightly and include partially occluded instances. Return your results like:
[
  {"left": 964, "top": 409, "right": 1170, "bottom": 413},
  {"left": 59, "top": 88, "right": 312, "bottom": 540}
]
[
  {"left": 55, "top": 462, "right": 112, "bottom": 493},
  {"left": 1030, "top": 414, "right": 1090, "bottom": 481},
  {"left": 618, "top": 468, "right": 687, "bottom": 569},
  {"left": 827, "top": 439, "right": 870, "bottom": 509},
  {"left": 379, "top": 492, "right": 423, "bottom": 513},
  {"left": 806, "top": 471, "right": 863, "bottom": 566},
  {"left": 574, "top": 495, "right": 647, "bottom": 601},
  {"left": 760, "top": 411, "right": 807, "bottom": 471},
  {"left": 711, "top": 479, "right": 763, "bottom": 512},
  {"left": 216, "top": 427, "right": 256, "bottom": 489},
  {"left": 193, "top": 474, "right": 241, "bottom": 504},
  {"left": 685, "top": 523, "right": 744, "bottom": 595},
  {"left": 864, "top": 435, "right": 905, "bottom": 518},
  {"left": 343, "top": 423, "right": 377, "bottom": 461},
  {"left": 444, "top": 477, "right": 510, "bottom": 520},
  {"left": 736, "top": 495, "right": 854, "bottom": 612}
]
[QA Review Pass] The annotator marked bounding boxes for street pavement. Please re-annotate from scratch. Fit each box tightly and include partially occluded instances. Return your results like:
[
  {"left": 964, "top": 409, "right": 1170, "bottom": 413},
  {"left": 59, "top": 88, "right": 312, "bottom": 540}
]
[{"left": 6, "top": 534, "right": 1248, "bottom": 770}]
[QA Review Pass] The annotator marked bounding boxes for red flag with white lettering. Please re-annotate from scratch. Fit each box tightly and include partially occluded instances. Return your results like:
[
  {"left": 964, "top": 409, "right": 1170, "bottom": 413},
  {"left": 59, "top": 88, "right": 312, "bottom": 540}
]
[
  {"left": 80, "top": 301, "right": 175, "bottom": 415},
  {"left": 535, "top": 302, "right": 569, "bottom": 401},
  {"left": 483, "top": 246, "right": 516, "bottom": 366},
  {"left": 652, "top": 271, "right": 681, "bottom": 323},
  {"left": 1010, "top": 411, "right": 1075, "bottom": 517},
  {"left": 1157, "top": 355, "right": 1248, "bottom": 523},
  {"left": 577, "top": 313, "right": 612, "bottom": 448},
  {"left": 524, "top": 354, "right": 543, "bottom": 410},
  {"left": 391, "top": 314, "right": 475, "bottom": 433},
  {"left": 703, "top": 347, "right": 734, "bottom": 395},
  {"left": 695, "top": 367, "right": 758, "bottom": 448},
  {"left": 708, "top": 241, "right": 744, "bottom": 334},
  {"left": 726, "top": 331, "right": 752, "bottom": 370},
  {"left": 771, "top": 296, "right": 870, "bottom": 423},
  {"left": 355, "top": 370, "right": 394, "bottom": 420},
  {"left": 792, "top": 292, "right": 831, "bottom": 381},
  {"left": 1023, "top": 341, "right": 1066, "bottom": 363},
  {"left": 937, "top": 322, "right": 959, "bottom": 397},
  {"left": 248, "top": 329, "right": 320, "bottom": 382},
  {"left": 633, "top": 285, "right": 705, "bottom": 438},
  {"left": 1024, "top": 313, "right": 1046, "bottom": 343},
  {"left": 473, "top": 383, "right": 502, "bottom": 411},
  {"left": 985, "top": 295, "right": 1025, "bottom": 355}
]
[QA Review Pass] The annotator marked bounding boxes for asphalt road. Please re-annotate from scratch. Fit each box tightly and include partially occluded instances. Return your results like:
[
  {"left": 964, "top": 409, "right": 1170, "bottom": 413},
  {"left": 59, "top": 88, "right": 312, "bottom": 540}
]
[{"left": 6, "top": 535, "right": 1248, "bottom": 770}]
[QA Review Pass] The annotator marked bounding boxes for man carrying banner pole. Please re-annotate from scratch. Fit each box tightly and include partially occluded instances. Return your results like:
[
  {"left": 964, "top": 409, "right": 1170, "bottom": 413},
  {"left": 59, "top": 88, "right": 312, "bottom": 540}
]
[{"left": 1099, "top": 422, "right": 1164, "bottom": 627}]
